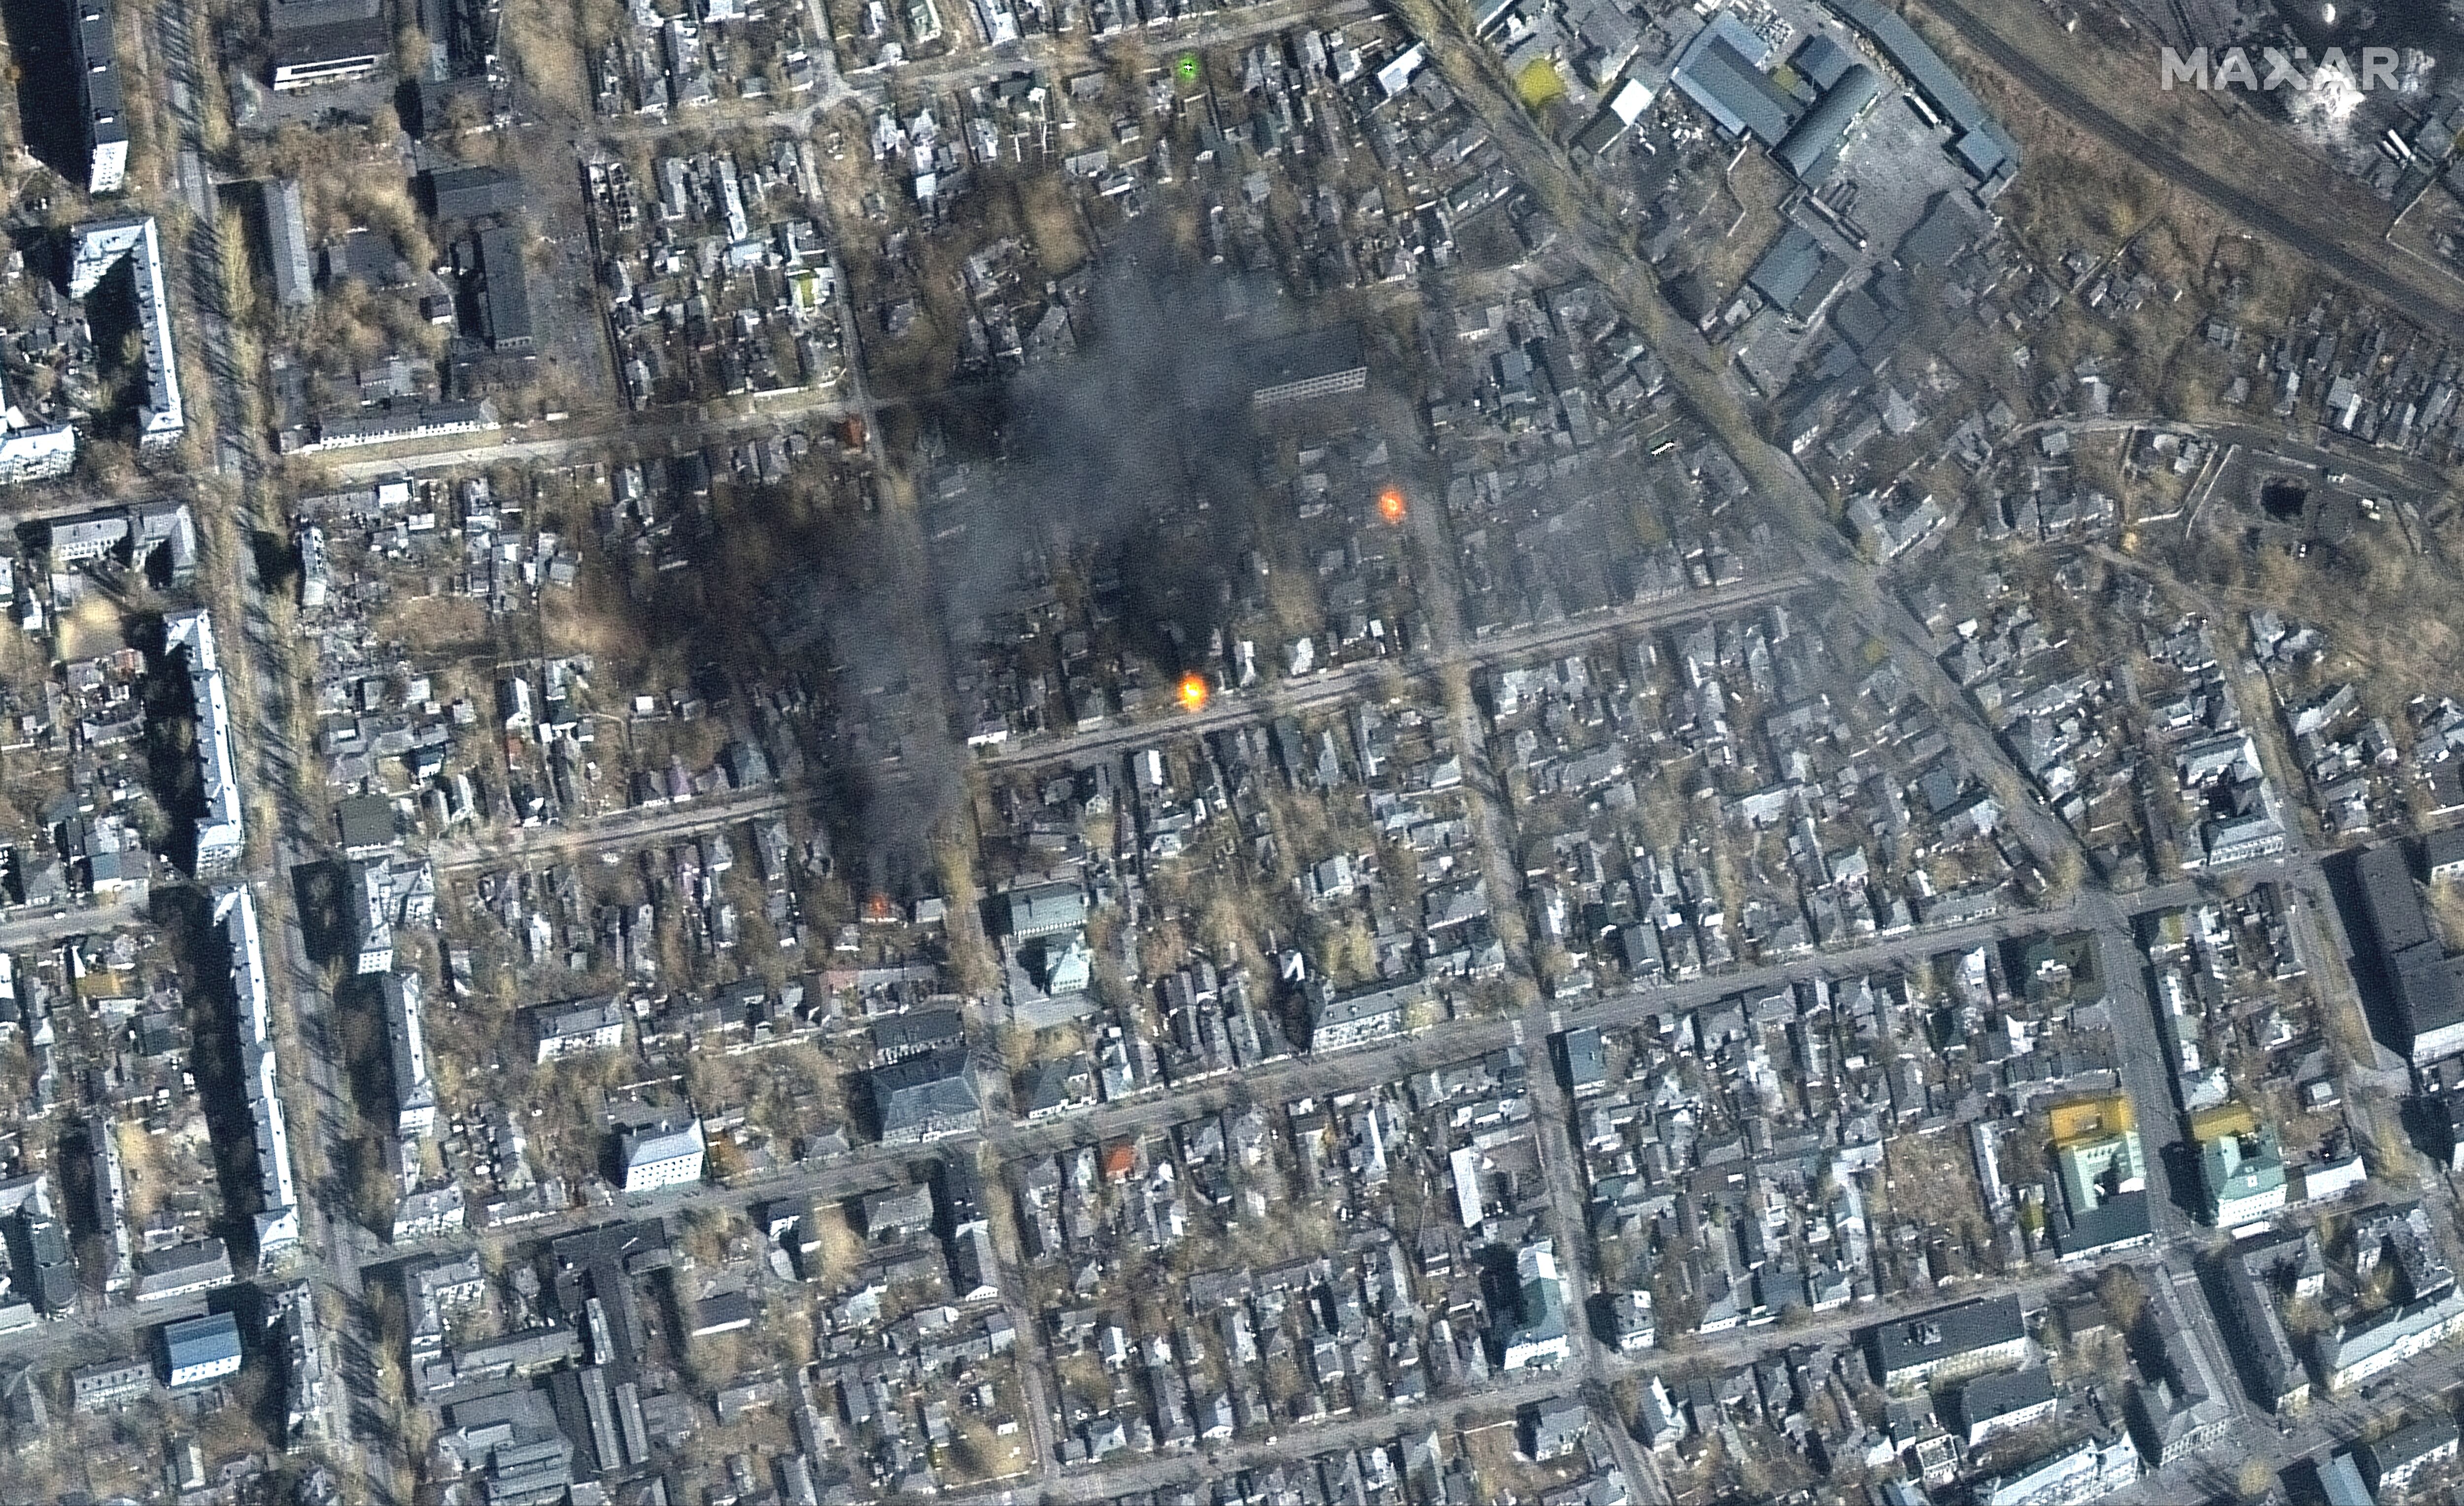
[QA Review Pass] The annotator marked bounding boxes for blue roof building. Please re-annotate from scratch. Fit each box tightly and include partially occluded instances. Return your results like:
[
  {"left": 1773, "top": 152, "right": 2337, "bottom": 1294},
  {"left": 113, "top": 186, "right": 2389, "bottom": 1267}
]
[{"left": 163, "top": 1312, "right": 242, "bottom": 1390}]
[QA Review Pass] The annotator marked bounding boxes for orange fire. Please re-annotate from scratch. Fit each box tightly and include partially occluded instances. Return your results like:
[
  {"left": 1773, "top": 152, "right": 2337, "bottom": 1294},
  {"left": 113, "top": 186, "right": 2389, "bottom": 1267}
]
[
  {"left": 1378, "top": 487, "right": 1406, "bottom": 524},
  {"left": 1178, "top": 672, "right": 1210, "bottom": 712}
]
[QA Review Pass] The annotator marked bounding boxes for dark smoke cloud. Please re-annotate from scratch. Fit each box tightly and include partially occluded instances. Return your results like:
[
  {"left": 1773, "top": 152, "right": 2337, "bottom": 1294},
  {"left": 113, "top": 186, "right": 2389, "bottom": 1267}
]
[
  {"left": 936, "top": 243, "right": 1294, "bottom": 658},
  {"left": 826, "top": 235, "right": 1295, "bottom": 892}
]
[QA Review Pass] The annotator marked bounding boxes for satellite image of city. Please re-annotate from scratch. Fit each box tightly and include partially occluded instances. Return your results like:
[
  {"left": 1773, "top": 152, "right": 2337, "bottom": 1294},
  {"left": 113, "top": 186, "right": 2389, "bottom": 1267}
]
[{"left": 5, "top": 0, "right": 2464, "bottom": 1499}]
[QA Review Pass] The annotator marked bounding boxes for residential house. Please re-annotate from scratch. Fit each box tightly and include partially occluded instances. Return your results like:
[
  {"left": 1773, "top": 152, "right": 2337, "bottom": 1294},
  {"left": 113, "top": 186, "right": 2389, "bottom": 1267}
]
[{"left": 533, "top": 998, "right": 626, "bottom": 1063}]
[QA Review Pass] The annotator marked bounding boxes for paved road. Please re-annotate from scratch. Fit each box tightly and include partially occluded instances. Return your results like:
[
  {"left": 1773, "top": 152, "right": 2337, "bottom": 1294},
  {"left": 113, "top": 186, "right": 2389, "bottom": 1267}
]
[
  {"left": 2090, "top": 926, "right": 2190, "bottom": 1233},
  {"left": 0, "top": 898, "right": 146, "bottom": 951},
  {"left": 2106, "top": 1308, "right": 2464, "bottom": 1502},
  {"left": 150, "top": 0, "right": 394, "bottom": 1479},
  {"left": 1522, "top": 1002, "right": 1669, "bottom": 1506},
  {"left": 1027, "top": 1369, "right": 1575, "bottom": 1506},
  {"left": 981, "top": 573, "right": 1816, "bottom": 772},
  {"left": 0, "top": 1291, "right": 209, "bottom": 1363},
  {"left": 414, "top": 574, "right": 1813, "bottom": 883},
  {"left": 379, "top": 878, "right": 2205, "bottom": 1266},
  {"left": 425, "top": 782, "right": 807, "bottom": 873}
]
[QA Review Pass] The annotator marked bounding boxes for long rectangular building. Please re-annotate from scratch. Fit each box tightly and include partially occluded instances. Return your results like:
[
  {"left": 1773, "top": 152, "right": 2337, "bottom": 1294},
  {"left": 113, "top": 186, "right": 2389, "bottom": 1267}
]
[
  {"left": 220, "top": 887, "right": 301, "bottom": 1255},
  {"left": 300, "top": 399, "right": 498, "bottom": 452},
  {"left": 2351, "top": 842, "right": 2464, "bottom": 1065},
  {"left": 1831, "top": 0, "right": 2022, "bottom": 198},
  {"left": 267, "top": 0, "right": 388, "bottom": 89},
  {"left": 1247, "top": 325, "right": 1367, "bottom": 407},
  {"left": 2316, "top": 1283, "right": 2464, "bottom": 1391},
  {"left": 70, "top": 0, "right": 128, "bottom": 194},
  {"left": 1866, "top": 1294, "right": 2027, "bottom": 1389},
  {"left": 0, "top": 424, "right": 77, "bottom": 485},
  {"left": 475, "top": 225, "right": 534, "bottom": 351},
  {"left": 1973, "top": 1434, "right": 2139, "bottom": 1506},
  {"left": 264, "top": 179, "right": 313, "bottom": 308},
  {"left": 68, "top": 218, "right": 183, "bottom": 449},
  {"left": 384, "top": 972, "right": 436, "bottom": 1138},
  {"left": 2219, "top": 1231, "right": 2314, "bottom": 1411},
  {"left": 165, "top": 610, "right": 243, "bottom": 875},
  {"left": 1672, "top": 12, "right": 1797, "bottom": 146},
  {"left": 2131, "top": 1267, "right": 2233, "bottom": 1466}
]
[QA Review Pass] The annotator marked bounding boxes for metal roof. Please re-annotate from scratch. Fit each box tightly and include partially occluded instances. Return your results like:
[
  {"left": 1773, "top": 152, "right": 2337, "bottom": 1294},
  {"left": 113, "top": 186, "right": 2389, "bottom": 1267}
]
[
  {"left": 1790, "top": 33, "right": 1854, "bottom": 90},
  {"left": 873, "top": 1047, "right": 982, "bottom": 1132},
  {"left": 1776, "top": 65, "right": 1880, "bottom": 182},
  {"left": 621, "top": 1115, "right": 705, "bottom": 1168},
  {"left": 1747, "top": 227, "right": 1827, "bottom": 312},
  {"left": 162, "top": 1312, "right": 241, "bottom": 1372},
  {"left": 1674, "top": 35, "right": 1800, "bottom": 146}
]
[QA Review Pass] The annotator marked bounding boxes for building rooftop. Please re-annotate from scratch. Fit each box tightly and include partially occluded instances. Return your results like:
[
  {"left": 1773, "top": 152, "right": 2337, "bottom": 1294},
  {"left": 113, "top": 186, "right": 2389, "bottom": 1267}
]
[
  {"left": 475, "top": 225, "right": 534, "bottom": 350},
  {"left": 1957, "top": 1367, "right": 2054, "bottom": 1433},
  {"left": 1868, "top": 1294, "right": 2024, "bottom": 1377},
  {"left": 1005, "top": 880, "right": 1087, "bottom": 938},
  {"left": 2053, "top": 1189, "right": 2152, "bottom": 1259},
  {"left": 1245, "top": 324, "right": 1369, "bottom": 404},
  {"left": 538, "top": 998, "right": 625, "bottom": 1036},
  {"left": 1747, "top": 228, "right": 1829, "bottom": 314},
  {"left": 2363, "top": 1415, "right": 2459, "bottom": 1479},
  {"left": 871, "top": 1047, "right": 981, "bottom": 1133},
  {"left": 162, "top": 1312, "right": 241, "bottom": 1374},
  {"left": 425, "top": 165, "right": 521, "bottom": 220},
  {"left": 1775, "top": 65, "right": 1878, "bottom": 183},
  {"left": 1673, "top": 23, "right": 1800, "bottom": 146},
  {"left": 68, "top": 218, "right": 183, "bottom": 447},
  {"left": 2321, "top": 1452, "right": 2371, "bottom": 1506},
  {"left": 264, "top": 179, "right": 312, "bottom": 308},
  {"left": 336, "top": 793, "right": 393, "bottom": 852},
  {"left": 1898, "top": 191, "right": 1978, "bottom": 268},
  {"left": 2356, "top": 843, "right": 2435, "bottom": 954},
  {"left": 620, "top": 1115, "right": 705, "bottom": 1170},
  {"left": 1831, "top": 0, "right": 2020, "bottom": 187}
]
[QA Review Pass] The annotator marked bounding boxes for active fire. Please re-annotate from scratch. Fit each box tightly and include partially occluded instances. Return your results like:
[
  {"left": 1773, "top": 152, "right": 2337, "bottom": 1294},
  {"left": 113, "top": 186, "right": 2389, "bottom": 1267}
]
[
  {"left": 1378, "top": 487, "right": 1406, "bottom": 524},
  {"left": 1179, "top": 673, "right": 1209, "bottom": 711}
]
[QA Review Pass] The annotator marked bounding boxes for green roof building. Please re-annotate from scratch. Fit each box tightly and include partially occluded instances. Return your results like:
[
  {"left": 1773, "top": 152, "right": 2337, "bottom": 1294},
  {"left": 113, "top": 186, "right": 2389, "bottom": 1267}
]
[{"left": 2199, "top": 1124, "right": 2286, "bottom": 1225}]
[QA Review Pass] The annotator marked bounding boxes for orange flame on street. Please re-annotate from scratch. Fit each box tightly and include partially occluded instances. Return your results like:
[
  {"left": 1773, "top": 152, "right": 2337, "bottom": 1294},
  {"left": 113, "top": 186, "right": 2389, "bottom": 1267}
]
[
  {"left": 1378, "top": 487, "right": 1406, "bottom": 524},
  {"left": 1178, "top": 673, "right": 1210, "bottom": 712}
]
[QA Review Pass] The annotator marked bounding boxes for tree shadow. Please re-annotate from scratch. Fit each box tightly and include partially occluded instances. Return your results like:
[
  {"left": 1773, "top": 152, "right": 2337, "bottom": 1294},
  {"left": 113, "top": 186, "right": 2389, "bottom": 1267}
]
[
  {"left": 291, "top": 858, "right": 351, "bottom": 969},
  {"left": 249, "top": 528, "right": 299, "bottom": 600},
  {"left": 138, "top": 613, "right": 205, "bottom": 877}
]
